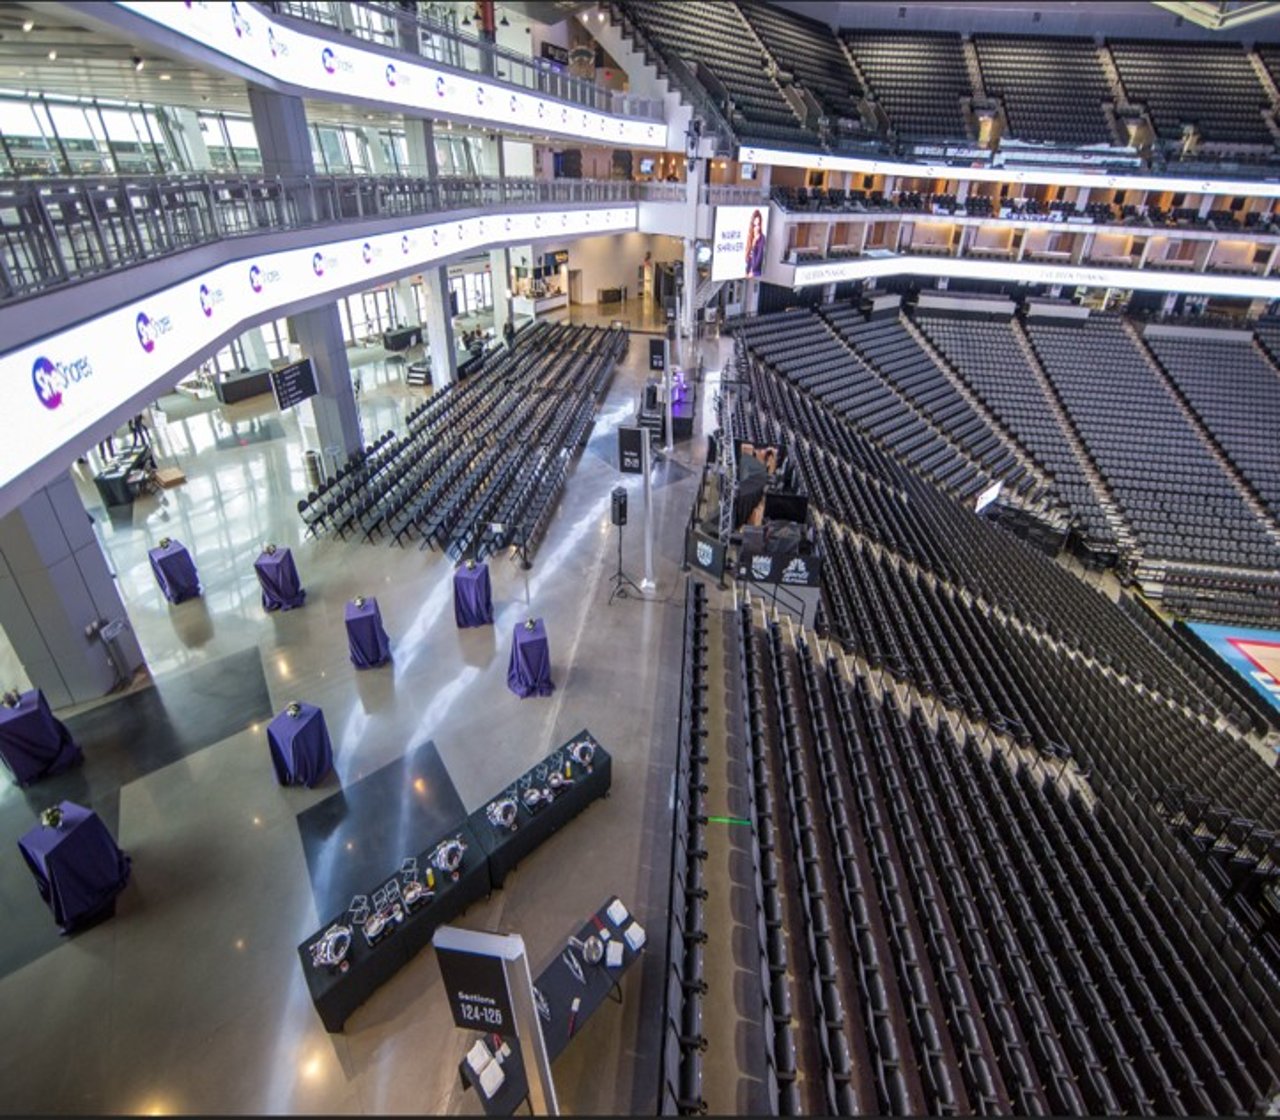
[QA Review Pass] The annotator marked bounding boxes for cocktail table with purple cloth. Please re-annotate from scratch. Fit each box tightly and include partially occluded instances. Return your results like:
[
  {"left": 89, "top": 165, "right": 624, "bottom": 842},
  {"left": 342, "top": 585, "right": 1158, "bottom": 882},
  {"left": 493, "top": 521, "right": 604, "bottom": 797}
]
[
  {"left": 453, "top": 562, "right": 494, "bottom": 628},
  {"left": 345, "top": 598, "right": 392, "bottom": 668},
  {"left": 0, "top": 689, "right": 83, "bottom": 786},
  {"left": 266, "top": 703, "right": 333, "bottom": 787},
  {"left": 255, "top": 547, "right": 306, "bottom": 611},
  {"left": 148, "top": 539, "right": 201, "bottom": 603},
  {"left": 507, "top": 618, "right": 554, "bottom": 698},
  {"left": 18, "top": 801, "right": 131, "bottom": 933}
]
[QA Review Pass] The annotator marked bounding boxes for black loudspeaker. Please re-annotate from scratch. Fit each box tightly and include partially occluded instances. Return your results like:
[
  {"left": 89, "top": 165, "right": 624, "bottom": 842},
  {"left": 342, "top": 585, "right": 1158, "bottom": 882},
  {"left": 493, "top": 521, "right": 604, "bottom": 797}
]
[{"left": 611, "top": 486, "right": 628, "bottom": 527}]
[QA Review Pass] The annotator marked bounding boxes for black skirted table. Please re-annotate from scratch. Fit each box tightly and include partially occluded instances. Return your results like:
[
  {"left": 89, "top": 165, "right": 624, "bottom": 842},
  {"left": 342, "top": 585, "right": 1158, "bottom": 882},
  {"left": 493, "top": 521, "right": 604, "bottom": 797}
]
[
  {"left": 459, "top": 896, "right": 646, "bottom": 1115},
  {"left": 454, "top": 562, "right": 494, "bottom": 628},
  {"left": 255, "top": 547, "right": 306, "bottom": 611},
  {"left": 0, "top": 689, "right": 82, "bottom": 786},
  {"left": 507, "top": 618, "right": 553, "bottom": 698},
  {"left": 471, "top": 733, "right": 611, "bottom": 891},
  {"left": 148, "top": 539, "right": 201, "bottom": 603},
  {"left": 18, "top": 801, "right": 131, "bottom": 933},
  {"left": 345, "top": 597, "right": 392, "bottom": 668},
  {"left": 298, "top": 822, "right": 488, "bottom": 1033},
  {"left": 266, "top": 703, "right": 333, "bottom": 788},
  {"left": 93, "top": 445, "right": 154, "bottom": 508}
]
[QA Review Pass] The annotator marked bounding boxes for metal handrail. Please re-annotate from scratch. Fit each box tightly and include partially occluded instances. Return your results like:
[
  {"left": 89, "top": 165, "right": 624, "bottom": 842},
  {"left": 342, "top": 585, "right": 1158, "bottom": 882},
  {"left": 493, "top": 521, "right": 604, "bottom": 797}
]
[
  {"left": 267, "top": 0, "right": 665, "bottom": 122},
  {"left": 0, "top": 172, "right": 682, "bottom": 303}
]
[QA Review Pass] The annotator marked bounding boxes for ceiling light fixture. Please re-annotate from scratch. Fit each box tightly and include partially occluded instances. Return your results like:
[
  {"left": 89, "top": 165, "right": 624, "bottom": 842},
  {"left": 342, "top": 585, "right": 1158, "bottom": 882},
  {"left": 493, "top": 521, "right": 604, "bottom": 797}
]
[
  {"left": 462, "top": 11, "right": 471, "bottom": 24},
  {"left": 22, "top": 18, "right": 34, "bottom": 32},
  {"left": 500, "top": 13, "right": 510, "bottom": 26},
  {"left": 159, "top": 72, "right": 171, "bottom": 80},
  {"left": 46, "top": 48, "right": 57, "bottom": 61},
  {"left": 132, "top": 55, "right": 144, "bottom": 71}
]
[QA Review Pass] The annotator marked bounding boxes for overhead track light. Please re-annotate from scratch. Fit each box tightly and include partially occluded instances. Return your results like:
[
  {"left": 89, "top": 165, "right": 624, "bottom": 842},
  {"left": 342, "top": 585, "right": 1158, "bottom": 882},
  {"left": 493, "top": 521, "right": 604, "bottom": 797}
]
[
  {"left": 47, "top": 48, "right": 57, "bottom": 61},
  {"left": 132, "top": 55, "right": 144, "bottom": 71},
  {"left": 500, "top": 13, "right": 510, "bottom": 26},
  {"left": 22, "top": 18, "right": 34, "bottom": 33}
]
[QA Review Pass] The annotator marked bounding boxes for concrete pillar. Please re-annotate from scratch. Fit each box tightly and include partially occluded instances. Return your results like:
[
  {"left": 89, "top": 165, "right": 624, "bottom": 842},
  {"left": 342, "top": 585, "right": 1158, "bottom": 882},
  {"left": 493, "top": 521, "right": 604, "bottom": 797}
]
[
  {"left": 289, "top": 306, "right": 364, "bottom": 459},
  {"left": 393, "top": 279, "right": 421, "bottom": 328},
  {"left": 405, "top": 118, "right": 439, "bottom": 179},
  {"left": 681, "top": 237, "right": 697, "bottom": 342},
  {"left": 490, "top": 249, "right": 512, "bottom": 333},
  {"left": 0, "top": 473, "right": 145, "bottom": 708},
  {"left": 247, "top": 88, "right": 314, "bottom": 177},
  {"left": 167, "top": 107, "right": 212, "bottom": 171},
  {"left": 422, "top": 266, "right": 458, "bottom": 386},
  {"left": 240, "top": 327, "right": 272, "bottom": 370}
]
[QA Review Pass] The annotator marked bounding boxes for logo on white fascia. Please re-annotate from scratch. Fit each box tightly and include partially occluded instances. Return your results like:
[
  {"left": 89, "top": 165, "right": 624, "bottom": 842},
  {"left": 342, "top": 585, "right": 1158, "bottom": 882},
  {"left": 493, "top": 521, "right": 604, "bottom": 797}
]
[
  {"left": 696, "top": 541, "right": 713, "bottom": 567},
  {"left": 31, "top": 354, "right": 92, "bottom": 411},
  {"left": 249, "top": 263, "right": 281, "bottom": 292},
  {"left": 199, "top": 282, "right": 225, "bottom": 318},
  {"left": 268, "top": 27, "right": 288, "bottom": 58},
  {"left": 435, "top": 76, "right": 447, "bottom": 98},
  {"left": 385, "top": 63, "right": 408, "bottom": 87},
  {"left": 135, "top": 310, "right": 173, "bottom": 354},
  {"left": 320, "top": 47, "right": 353, "bottom": 75},
  {"left": 750, "top": 555, "right": 772, "bottom": 581},
  {"left": 401, "top": 234, "right": 412, "bottom": 255},
  {"left": 362, "top": 241, "right": 381, "bottom": 264},
  {"left": 312, "top": 251, "right": 338, "bottom": 276},
  {"left": 230, "top": 0, "right": 251, "bottom": 37}
]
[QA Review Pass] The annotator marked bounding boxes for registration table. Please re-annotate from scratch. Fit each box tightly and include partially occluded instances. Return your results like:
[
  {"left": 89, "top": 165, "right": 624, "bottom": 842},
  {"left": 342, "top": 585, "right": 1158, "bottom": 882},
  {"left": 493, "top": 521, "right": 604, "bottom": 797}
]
[
  {"left": 297, "top": 731, "right": 613, "bottom": 1033},
  {"left": 345, "top": 597, "right": 392, "bottom": 668},
  {"left": 459, "top": 896, "right": 646, "bottom": 1116},
  {"left": 18, "top": 801, "right": 132, "bottom": 933},
  {"left": 266, "top": 703, "right": 333, "bottom": 788},
  {"left": 454, "top": 561, "right": 494, "bottom": 628},
  {"left": 93, "top": 445, "right": 154, "bottom": 508},
  {"left": 148, "top": 539, "right": 201, "bottom": 603},
  {"left": 254, "top": 547, "right": 306, "bottom": 612},
  {"left": 507, "top": 618, "right": 554, "bottom": 698},
  {"left": 470, "top": 733, "right": 611, "bottom": 891},
  {"left": 0, "top": 689, "right": 83, "bottom": 787}
]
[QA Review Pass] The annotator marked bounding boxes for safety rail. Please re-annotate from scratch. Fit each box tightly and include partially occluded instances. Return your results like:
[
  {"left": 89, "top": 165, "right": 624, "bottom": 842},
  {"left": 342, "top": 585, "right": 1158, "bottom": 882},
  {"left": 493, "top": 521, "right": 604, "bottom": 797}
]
[
  {"left": 0, "top": 173, "right": 684, "bottom": 303},
  {"left": 267, "top": 0, "right": 665, "bottom": 122}
]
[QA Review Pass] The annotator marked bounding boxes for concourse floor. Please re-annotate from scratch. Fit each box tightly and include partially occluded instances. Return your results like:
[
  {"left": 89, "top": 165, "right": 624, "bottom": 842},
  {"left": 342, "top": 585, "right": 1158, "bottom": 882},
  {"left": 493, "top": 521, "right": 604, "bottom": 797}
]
[{"left": 0, "top": 331, "right": 726, "bottom": 1115}]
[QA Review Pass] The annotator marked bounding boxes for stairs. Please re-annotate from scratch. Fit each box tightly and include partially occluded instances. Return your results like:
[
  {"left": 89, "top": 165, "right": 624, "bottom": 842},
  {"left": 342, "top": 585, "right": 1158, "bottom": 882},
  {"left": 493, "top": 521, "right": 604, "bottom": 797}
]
[
  {"left": 961, "top": 35, "right": 985, "bottom": 99},
  {"left": 1248, "top": 48, "right": 1280, "bottom": 111},
  {"left": 900, "top": 313, "right": 1059, "bottom": 505},
  {"left": 1010, "top": 317, "right": 1137, "bottom": 553},
  {"left": 1097, "top": 41, "right": 1129, "bottom": 107},
  {"left": 694, "top": 277, "right": 726, "bottom": 312},
  {"left": 1124, "top": 320, "right": 1280, "bottom": 550}
]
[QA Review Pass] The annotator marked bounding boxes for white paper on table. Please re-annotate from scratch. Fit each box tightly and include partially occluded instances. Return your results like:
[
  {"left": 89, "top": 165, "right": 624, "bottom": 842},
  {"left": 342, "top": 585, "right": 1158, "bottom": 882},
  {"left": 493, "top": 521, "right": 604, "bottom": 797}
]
[
  {"left": 479, "top": 1059, "right": 506, "bottom": 1098},
  {"left": 606, "top": 898, "right": 629, "bottom": 926},
  {"left": 606, "top": 940, "right": 624, "bottom": 968},
  {"left": 624, "top": 921, "right": 646, "bottom": 951},
  {"left": 467, "top": 1040, "right": 492, "bottom": 1077}
]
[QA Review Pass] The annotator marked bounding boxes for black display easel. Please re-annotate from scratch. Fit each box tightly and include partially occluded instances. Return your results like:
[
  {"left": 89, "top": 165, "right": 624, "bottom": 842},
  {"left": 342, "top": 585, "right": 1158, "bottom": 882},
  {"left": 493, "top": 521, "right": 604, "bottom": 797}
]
[{"left": 608, "top": 521, "right": 642, "bottom": 605}]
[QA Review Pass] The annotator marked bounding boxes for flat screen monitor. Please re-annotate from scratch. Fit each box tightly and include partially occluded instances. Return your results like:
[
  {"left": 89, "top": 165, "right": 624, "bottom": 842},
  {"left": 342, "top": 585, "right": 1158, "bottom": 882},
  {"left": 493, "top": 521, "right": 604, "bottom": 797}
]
[
  {"left": 764, "top": 492, "right": 808, "bottom": 524},
  {"left": 639, "top": 158, "right": 655, "bottom": 175}
]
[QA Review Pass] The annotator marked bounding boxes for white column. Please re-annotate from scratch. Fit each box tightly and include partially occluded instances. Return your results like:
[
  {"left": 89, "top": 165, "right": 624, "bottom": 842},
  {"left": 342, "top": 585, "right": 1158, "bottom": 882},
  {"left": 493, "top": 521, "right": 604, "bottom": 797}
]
[
  {"left": 422, "top": 267, "right": 457, "bottom": 386},
  {"left": 289, "top": 306, "right": 364, "bottom": 459}
]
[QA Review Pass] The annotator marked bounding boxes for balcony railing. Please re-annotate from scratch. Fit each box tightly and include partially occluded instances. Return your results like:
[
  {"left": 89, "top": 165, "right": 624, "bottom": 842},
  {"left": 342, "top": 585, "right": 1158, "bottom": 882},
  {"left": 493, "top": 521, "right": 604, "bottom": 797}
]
[
  {"left": 0, "top": 173, "right": 684, "bottom": 303},
  {"left": 267, "top": 0, "right": 665, "bottom": 122}
]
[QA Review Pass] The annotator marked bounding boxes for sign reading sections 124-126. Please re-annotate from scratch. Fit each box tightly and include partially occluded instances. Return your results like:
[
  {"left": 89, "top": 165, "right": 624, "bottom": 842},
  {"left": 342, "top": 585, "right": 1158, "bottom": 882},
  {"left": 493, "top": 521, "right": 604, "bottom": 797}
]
[{"left": 433, "top": 927, "right": 519, "bottom": 1036}]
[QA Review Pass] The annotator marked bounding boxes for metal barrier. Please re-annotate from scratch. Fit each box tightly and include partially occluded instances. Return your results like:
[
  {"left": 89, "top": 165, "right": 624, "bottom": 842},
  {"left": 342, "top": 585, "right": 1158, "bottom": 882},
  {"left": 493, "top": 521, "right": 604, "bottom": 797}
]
[{"left": 0, "top": 173, "right": 683, "bottom": 302}]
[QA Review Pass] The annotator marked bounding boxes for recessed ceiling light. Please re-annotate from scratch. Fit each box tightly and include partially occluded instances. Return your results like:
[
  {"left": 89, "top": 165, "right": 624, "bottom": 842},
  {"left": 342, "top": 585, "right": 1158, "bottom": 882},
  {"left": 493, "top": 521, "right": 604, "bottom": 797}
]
[
  {"left": 46, "top": 48, "right": 57, "bottom": 61},
  {"left": 22, "top": 18, "right": 34, "bottom": 32},
  {"left": 159, "top": 72, "right": 171, "bottom": 80},
  {"left": 132, "top": 55, "right": 144, "bottom": 71}
]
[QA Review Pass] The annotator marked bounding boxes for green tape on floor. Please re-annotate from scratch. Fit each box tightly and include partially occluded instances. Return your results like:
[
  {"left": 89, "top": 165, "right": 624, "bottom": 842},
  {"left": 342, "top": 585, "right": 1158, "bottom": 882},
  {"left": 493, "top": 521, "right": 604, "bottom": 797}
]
[{"left": 706, "top": 815, "right": 752, "bottom": 827}]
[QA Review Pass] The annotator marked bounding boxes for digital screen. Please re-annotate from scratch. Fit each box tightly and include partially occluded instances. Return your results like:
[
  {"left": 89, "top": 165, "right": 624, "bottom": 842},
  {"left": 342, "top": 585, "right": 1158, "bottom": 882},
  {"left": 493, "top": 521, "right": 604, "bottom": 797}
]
[
  {"left": 711, "top": 205, "right": 770, "bottom": 282},
  {"left": 270, "top": 358, "right": 318, "bottom": 411},
  {"left": 639, "top": 158, "right": 655, "bottom": 175},
  {"left": 116, "top": 1, "right": 666, "bottom": 151},
  {"left": 695, "top": 242, "right": 712, "bottom": 266}
]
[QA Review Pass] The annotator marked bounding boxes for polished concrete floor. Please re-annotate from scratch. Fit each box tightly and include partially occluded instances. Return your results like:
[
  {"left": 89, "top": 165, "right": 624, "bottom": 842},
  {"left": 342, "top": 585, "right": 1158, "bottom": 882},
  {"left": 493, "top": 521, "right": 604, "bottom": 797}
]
[{"left": 0, "top": 323, "right": 729, "bottom": 1115}]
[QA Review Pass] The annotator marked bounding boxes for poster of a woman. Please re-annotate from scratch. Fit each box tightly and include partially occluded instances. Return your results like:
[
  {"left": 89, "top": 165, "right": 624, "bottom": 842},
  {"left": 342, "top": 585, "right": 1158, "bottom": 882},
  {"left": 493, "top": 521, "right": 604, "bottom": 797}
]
[{"left": 744, "top": 208, "right": 766, "bottom": 278}]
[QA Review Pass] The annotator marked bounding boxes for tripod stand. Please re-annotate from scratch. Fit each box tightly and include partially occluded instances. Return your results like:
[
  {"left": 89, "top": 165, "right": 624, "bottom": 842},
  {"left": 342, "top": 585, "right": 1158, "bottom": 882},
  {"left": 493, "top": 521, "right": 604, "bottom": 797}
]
[{"left": 608, "top": 521, "right": 643, "bottom": 604}]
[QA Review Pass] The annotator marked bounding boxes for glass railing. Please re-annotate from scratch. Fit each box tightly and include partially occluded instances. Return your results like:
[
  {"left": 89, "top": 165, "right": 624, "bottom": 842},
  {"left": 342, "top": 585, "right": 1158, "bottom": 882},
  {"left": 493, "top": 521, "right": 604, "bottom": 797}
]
[
  {"left": 267, "top": 0, "right": 665, "bottom": 122},
  {"left": 0, "top": 173, "right": 685, "bottom": 303}
]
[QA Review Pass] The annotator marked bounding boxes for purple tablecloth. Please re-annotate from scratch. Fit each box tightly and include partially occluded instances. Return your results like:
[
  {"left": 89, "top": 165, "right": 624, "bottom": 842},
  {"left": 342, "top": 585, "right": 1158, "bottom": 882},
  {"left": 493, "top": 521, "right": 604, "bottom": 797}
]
[
  {"left": 0, "top": 689, "right": 82, "bottom": 787},
  {"left": 453, "top": 562, "right": 494, "bottom": 628},
  {"left": 345, "top": 598, "right": 392, "bottom": 668},
  {"left": 266, "top": 703, "right": 333, "bottom": 788},
  {"left": 18, "top": 801, "right": 131, "bottom": 933},
  {"left": 148, "top": 540, "right": 201, "bottom": 603},
  {"left": 507, "top": 618, "right": 554, "bottom": 698},
  {"left": 255, "top": 548, "right": 306, "bottom": 611}
]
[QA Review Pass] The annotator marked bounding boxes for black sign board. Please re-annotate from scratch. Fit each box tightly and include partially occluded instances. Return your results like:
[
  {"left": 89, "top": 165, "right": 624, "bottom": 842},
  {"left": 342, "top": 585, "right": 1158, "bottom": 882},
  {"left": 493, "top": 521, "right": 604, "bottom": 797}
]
[
  {"left": 541, "top": 42, "right": 570, "bottom": 67},
  {"left": 435, "top": 935, "right": 517, "bottom": 1035},
  {"left": 648, "top": 338, "right": 666, "bottom": 372},
  {"left": 618, "top": 425, "right": 645, "bottom": 475},
  {"left": 270, "top": 357, "right": 318, "bottom": 411},
  {"left": 685, "top": 529, "right": 726, "bottom": 579},
  {"left": 736, "top": 547, "right": 822, "bottom": 587}
]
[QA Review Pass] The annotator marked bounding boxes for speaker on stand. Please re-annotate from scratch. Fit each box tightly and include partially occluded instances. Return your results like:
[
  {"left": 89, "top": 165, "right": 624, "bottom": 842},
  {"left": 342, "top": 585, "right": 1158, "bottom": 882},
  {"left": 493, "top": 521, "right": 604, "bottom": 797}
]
[{"left": 608, "top": 486, "right": 641, "bottom": 604}]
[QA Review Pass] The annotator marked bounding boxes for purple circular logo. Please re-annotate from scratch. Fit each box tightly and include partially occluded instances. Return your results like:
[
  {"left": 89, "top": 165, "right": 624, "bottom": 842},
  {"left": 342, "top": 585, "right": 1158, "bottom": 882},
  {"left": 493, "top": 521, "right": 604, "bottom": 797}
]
[
  {"left": 32, "top": 357, "right": 62, "bottom": 410},
  {"left": 362, "top": 242, "right": 373, "bottom": 264},
  {"left": 431, "top": 228, "right": 439, "bottom": 246},
  {"left": 401, "top": 235, "right": 410, "bottom": 254},
  {"left": 312, "top": 252, "right": 325, "bottom": 276},
  {"left": 199, "top": 283, "right": 214, "bottom": 317},
  {"left": 385, "top": 63, "right": 397, "bottom": 87},
  {"left": 268, "top": 28, "right": 281, "bottom": 57},
  {"left": 537, "top": 102, "right": 545, "bottom": 119},
  {"left": 230, "top": 0, "right": 243, "bottom": 35},
  {"left": 436, "top": 76, "right": 446, "bottom": 97},
  {"left": 321, "top": 47, "right": 336, "bottom": 74},
  {"left": 510, "top": 94, "right": 518, "bottom": 113},
  {"left": 249, "top": 264, "right": 263, "bottom": 292},
  {"left": 476, "top": 86, "right": 485, "bottom": 106},
  {"left": 136, "top": 311, "right": 156, "bottom": 353}
]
